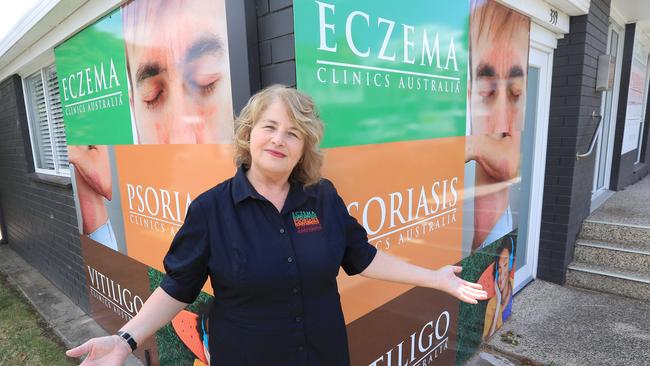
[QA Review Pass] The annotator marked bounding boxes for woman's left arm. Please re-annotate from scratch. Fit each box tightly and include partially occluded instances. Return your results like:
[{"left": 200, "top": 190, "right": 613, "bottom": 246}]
[{"left": 360, "top": 250, "right": 487, "bottom": 304}]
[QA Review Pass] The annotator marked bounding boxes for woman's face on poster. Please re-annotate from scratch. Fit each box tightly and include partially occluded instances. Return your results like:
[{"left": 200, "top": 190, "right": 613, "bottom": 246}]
[
  {"left": 124, "top": 0, "right": 234, "bottom": 144},
  {"left": 497, "top": 248, "right": 510, "bottom": 291},
  {"left": 470, "top": 18, "right": 528, "bottom": 136}
]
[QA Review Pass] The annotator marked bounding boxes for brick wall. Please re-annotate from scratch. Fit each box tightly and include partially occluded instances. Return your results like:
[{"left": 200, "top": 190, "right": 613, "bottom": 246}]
[
  {"left": 0, "top": 75, "right": 89, "bottom": 312},
  {"left": 256, "top": 0, "right": 296, "bottom": 87},
  {"left": 538, "top": 0, "right": 611, "bottom": 284}
]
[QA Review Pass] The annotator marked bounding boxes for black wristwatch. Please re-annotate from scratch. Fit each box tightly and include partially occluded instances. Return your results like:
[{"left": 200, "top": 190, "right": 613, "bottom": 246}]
[{"left": 116, "top": 330, "right": 138, "bottom": 352}]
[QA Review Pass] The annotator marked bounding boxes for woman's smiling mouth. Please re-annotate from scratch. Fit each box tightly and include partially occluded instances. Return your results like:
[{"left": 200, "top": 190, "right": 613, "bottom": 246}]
[{"left": 265, "top": 149, "right": 286, "bottom": 158}]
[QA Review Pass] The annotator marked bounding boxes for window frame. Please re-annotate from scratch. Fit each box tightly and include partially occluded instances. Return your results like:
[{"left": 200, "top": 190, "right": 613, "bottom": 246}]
[{"left": 21, "top": 61, "right": 70, "bottom": 177}]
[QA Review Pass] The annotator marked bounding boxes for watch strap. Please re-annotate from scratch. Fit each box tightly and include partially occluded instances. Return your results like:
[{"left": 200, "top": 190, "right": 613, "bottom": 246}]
[{"left": 116, "top": 330, "right": 138, "bottom": 352}]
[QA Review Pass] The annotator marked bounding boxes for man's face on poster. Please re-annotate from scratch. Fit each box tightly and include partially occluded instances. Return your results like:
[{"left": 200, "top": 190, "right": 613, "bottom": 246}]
[
  {"left": 124, "top": 0, "right": 234, "bottom": 144},
  {"left": 470, "top": 19, "right": 528, "bottom": 136}
]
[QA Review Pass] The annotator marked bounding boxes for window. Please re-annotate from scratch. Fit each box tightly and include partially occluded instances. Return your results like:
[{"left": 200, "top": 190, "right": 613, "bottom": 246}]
[{"left": 23, "top": 65, "right": 69, "bottom": 176}]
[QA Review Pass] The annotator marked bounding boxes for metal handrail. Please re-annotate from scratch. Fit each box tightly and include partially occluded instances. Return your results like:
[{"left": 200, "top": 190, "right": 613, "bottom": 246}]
[{"left": 576, "top": 111, "right": 603, "bottom": 160}]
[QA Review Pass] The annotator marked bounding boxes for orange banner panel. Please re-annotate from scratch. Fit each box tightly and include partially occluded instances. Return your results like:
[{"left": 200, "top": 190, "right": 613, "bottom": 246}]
[
  {"left": 322, "top": 137, "right": 465, "bottom": 323},
  {"left": 115, "top": 144, "right": 235, "bottom": 276}
]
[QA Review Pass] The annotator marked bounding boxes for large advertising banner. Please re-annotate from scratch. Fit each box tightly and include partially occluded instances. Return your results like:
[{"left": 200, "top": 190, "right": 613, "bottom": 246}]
[
  {"left": 56, "top": 1, "right": 238, "bottom": 364},
  {"left": 295, "top": 0, "right": 529, "bottom": 364},
  {"left": 55, "top": 0, "right": 529, "bottom": 364}
]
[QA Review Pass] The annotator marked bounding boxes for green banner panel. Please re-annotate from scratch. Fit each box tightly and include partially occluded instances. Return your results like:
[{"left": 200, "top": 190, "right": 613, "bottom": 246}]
[
  {"left": 295, "top": 0, "right": 469, "bottom": 148},
  {"left": 54, "top": 9, "right": 133, "bottom": 145}
]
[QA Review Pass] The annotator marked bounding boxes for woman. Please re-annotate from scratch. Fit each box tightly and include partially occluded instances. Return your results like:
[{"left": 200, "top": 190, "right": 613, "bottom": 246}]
[
  {"left": 483, "top": 238, "right": 515, "bottom": 339},
  {"left": 67, "top": 85, "right": 487, "bottom": 365}
]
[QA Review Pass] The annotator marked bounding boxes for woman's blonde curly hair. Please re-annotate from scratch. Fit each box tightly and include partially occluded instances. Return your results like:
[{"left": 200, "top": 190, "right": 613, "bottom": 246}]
[{"left": 234, "top": 85, "right": 325, "bottom": 187}]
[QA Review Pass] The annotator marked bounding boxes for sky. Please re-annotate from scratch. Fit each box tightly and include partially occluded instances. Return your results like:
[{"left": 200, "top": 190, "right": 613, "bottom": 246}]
[{"left": 0, "top": 0, "right": 41, "bottom": 45}]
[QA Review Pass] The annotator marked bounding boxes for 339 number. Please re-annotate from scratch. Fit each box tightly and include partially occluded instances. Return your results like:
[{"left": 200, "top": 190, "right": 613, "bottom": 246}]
[{"left": 549, "top": 9, "right": 558, "bottom": 25}]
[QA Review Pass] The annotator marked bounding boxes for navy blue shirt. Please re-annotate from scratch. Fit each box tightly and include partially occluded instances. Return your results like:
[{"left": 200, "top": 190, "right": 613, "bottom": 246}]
[{"left": 160, "top": 167, "right": 377, "bottom": 365}]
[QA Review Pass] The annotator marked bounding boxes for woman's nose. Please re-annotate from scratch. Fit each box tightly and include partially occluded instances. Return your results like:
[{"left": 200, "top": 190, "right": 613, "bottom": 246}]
[
  {"left": 270, "top": 131, "right": 286, "bottom": 146},
  {"left": 489, "top": 87, "right": 512, "bottom": 134},
  {"left": 166, "top": 88, "right": 204, "bottom": 143}
]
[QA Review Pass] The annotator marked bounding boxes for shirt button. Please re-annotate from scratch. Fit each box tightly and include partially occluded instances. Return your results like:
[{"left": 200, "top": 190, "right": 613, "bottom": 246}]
[
  {"left": 287, "top": 257, "right": 294, "bottom": 263},
  {"left": 292, "top": 287, "right": 299, "bottom": 294},
  {"left": 279, "top": 228, "right": 285, "bottom": 234},
  {"left": 295, "top": 316, "right": 302, "bottom": 323},
  {"left": 298, "top": 345, "right": 305, "bottom": 351}
]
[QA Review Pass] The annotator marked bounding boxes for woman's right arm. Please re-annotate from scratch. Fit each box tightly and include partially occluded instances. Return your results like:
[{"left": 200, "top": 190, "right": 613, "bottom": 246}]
[
  {"left": 67, "top": 197, "right": 211, "bottom": 365},
  {"left": 66, "top": 287, "right": 188, "bottom": 365}
]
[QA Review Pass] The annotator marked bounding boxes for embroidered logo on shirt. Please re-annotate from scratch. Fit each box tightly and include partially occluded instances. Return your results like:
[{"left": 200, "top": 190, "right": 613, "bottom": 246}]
[{"left": 292, "top": 210, "right": 322, "bottom": 233}]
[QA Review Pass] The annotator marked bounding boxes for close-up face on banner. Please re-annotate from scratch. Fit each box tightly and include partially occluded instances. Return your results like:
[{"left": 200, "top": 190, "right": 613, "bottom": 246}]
[
  {"left": 122, "top": 0, "right": 234, "bottom": 144},
  {"left": 55, "top": 0, "right": 531, "bottom": 364}
]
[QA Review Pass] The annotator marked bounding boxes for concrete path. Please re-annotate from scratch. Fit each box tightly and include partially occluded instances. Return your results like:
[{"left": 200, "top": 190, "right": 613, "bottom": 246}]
[
  {"left": 0, "top": 245, "right": 142, "bottom": 366},
  {"left": 589, "top": 174, "right": 650, "bottom": 227},
  {"left": 485, "top": 280, "right": 650, "bottom": 366},
  {"left": 3, "top": 238, "right": 650, "bottom": 366}
]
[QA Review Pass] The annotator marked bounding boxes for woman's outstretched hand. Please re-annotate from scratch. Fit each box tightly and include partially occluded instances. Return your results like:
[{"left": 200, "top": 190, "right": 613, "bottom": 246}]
[
  {"left": 435, "top": 265, "right": 488, "bottom": 304},
  {"left": 66, "top": 335, "right": 132, "bottom": 366}
]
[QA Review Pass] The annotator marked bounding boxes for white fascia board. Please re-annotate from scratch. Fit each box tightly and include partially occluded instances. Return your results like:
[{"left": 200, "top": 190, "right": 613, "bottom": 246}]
[
  {"left": 0, "top": 0, "right": 124, "bottom": 82},
  {"left": 531, "top": 22, "right": 559, "bottom": 50},
  {"left": 498, "top": 0, "right": 571, "bottom": 35},
  {"left": 544, "top": 0, "right": 590, "bottom": 16},
  {"left": 610, "top": 5, "right": 626, "bottom": 27},
  {"left": 0, "top": 0, "right": 60, "bottom": 58}
]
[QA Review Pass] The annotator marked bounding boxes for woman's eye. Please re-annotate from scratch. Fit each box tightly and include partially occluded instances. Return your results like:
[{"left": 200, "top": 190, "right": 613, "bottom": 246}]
[
  {"left": 195, "top": 79, "right": 219, "bottom": 96},
  {"left": 509, "top": 79, "right": 523, "bottom": 101},
  {"left": 190, "top": 73, "right": 221, "bottom": 96},
  {"left": 198, "top": 81, "right": 217, "bottom": 96},
  {"left": 477, "top": 80, "right": 496, "bottom": 100},
  {"left": 479, "top": 88, "right": 495, "bottom": 98},
  {"left": 508, "top": 89, "right": 521, "bottom": 103},
  {"left": 142, "top": 88, "right": 163, "bottom": 110}
]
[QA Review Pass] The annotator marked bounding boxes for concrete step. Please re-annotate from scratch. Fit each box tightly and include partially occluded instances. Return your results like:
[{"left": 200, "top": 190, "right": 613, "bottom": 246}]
[
  {"left": 579, "top": 220, "right": 650, "bottom": 248},
  {"left": 574, "top": 240, "right": 650, "bottom": 274},
  {"left": 566, "top": 262, "right": 650, "bottom": 301}
]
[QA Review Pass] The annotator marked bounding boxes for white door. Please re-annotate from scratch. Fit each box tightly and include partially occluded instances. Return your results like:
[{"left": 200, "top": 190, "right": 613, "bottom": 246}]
[
  {"left": 592, "top": 22, "right": 624, "bottom": 209},
  {"left": 514, "top": 45, "right": 552, "bottom": 293}
]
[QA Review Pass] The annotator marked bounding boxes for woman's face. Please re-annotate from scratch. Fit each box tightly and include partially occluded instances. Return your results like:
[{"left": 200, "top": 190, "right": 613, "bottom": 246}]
[
  {"left": 249, "top": 100, "right": 305, "bottom": 179},
  {"left": 497, "top": 248, "right": 510, "bottom": 291},
  {"left": 124, "top": 0, "right": 233, "bottom": 144}
]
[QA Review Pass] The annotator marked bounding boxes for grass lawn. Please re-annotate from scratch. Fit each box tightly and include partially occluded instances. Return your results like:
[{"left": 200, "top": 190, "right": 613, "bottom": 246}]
[{"left": 0, "top": 272, "right": 74, "bottom": 366}]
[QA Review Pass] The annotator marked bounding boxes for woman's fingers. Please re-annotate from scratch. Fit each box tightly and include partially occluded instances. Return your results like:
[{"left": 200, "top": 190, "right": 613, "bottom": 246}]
[
  {"left": 455, "top": 282, "right": 488, "bottom": 301},
  {"left": 468, "top": 290, "right": 488, "bottom": 300},
  {"left": 463, "top": 280, "right": 484, "bottom": 290},
  {"left": 463, "top": 286, "right": 487, "bottom": 299},
  {"left": 463, "top": 283, "right": 487, "bottom": 296},
  {"left": 66, "top": 340, "right": 91, "bottom": 357},
  {"left": 458, "top": 292, "right": 479, "bottom": 304},
  {"left": 443, "top": 267, "right": 488, "bottom": 303}
]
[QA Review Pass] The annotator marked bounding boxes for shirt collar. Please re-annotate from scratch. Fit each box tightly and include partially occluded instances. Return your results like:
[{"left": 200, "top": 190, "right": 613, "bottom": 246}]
[
  {"left": 231, "top": 165, "right": 262, "bottom": 204},
  {"left": 231, "top": 165, "right": 319, "bottom": 209}
]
